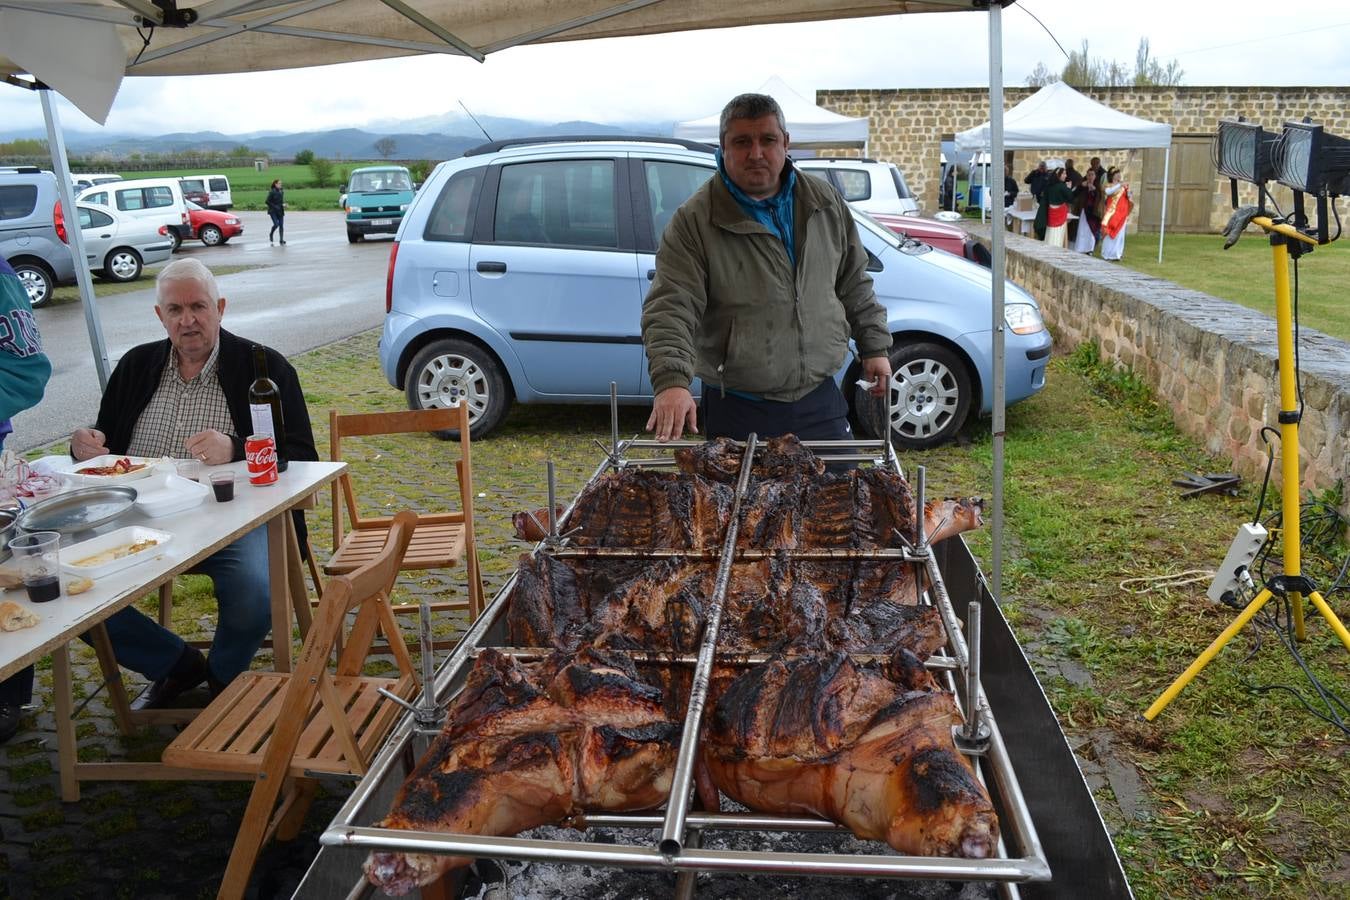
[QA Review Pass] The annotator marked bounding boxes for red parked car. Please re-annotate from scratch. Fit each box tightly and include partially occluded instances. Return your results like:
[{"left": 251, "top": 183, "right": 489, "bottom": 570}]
[
  {"left": 184, "top": 200, "right": 243, "bottom": 246},
  {"left": 866, "top": 212, "right": 991, "bottom": 268}
]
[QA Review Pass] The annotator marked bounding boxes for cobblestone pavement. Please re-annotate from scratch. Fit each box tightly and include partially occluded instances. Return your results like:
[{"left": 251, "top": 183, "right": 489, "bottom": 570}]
[{"left": 1, "top": 329, "right": 655, "bottom": 899}]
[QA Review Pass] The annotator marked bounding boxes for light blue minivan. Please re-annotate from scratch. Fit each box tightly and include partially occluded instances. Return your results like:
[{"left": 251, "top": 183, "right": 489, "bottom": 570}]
[
  {"left": 378, "top": 138, "right": 1051, "bottom": 447},
  {"left": 344, "top": 165, "right": 414, "bottom": 243}
]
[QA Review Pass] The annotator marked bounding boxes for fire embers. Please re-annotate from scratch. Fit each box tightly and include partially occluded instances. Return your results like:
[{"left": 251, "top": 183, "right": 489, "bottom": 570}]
[
  {"left": 704, "top": 648, "right": 999, "bottom": 859},
  {"left": 364, "top": 648, "right": 680, "bottom": 895}
]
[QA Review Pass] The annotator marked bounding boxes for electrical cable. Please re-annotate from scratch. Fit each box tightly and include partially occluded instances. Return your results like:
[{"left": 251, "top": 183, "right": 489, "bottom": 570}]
[
  {"left": 1015, "top": 3, "right": 1071, "bottom": 61},
  {"left": 1237, "top": 592, "right": 1350, "bottom": 739},
  {"left": 1119, "top": 571, "right": 1213, "bottom": 594},
  {"left": 132, "top": 24, "right": 156, "bottom": 67}
]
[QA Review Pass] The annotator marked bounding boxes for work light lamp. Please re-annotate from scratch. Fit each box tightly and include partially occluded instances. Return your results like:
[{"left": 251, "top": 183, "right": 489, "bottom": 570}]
[
  {"left": 1272, "top": 120, "right": 1350, "bottom": 196},
  {"left": 1212, "top": 118, "right": 1277, "bottom": 184}
]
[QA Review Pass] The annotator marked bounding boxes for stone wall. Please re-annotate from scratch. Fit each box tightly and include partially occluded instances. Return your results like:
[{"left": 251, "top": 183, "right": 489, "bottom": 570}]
[
  {"left": 964, "top": 223, "right": 1350, "bottom": 500},
  {"left": 817, "top": 86, "right": 1350, "bottom": 231}
]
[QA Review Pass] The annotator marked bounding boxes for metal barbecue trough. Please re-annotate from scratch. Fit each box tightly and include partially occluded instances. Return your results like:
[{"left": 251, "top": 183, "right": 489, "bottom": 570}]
[{"left": 310, "top": 389, "right": 1123, "bottom": 899}]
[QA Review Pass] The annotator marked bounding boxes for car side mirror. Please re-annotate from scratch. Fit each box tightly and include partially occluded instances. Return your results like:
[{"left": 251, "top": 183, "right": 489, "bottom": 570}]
[{"left": 339, "top": 183, "right": 346, "bottom": 193}]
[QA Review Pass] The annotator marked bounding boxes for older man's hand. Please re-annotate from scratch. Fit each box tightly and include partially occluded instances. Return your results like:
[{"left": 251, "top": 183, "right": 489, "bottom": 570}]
[
  {"left": 646, "top": 387, "right": 699, "bottom": 442},
  {"left": 862, "top": 356, "right": 892, "bottom": 397},
  {"left": 71, "top": 428, "right": 109, "bottom": 461},
  {"left": 184, "top": 429, "right": 233, "bottom": 466}
]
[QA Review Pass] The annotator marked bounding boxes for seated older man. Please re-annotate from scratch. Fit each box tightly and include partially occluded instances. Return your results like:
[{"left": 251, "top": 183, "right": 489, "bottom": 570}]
[{"left": 71, "top": 258, "right": 317, "bottom": 708}]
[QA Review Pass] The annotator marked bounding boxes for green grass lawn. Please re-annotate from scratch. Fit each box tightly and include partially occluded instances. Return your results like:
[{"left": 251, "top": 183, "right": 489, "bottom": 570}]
[
  {"left": 48, "top": 263, "right": 259, "bottom": 306},
  {"left": 1120, "top": 232, "right": 1350, "bottom": 343},
  {"left": 119, "top": 162, "right": 387, "bottom": 210}
]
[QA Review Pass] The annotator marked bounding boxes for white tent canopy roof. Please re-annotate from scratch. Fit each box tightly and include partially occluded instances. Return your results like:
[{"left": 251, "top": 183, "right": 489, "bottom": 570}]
[
  {"left": 0, "top": 0, "right": 964, "bottom": 124},
  {"left": 955, "top": 80, "right": 1172, "bottom": 151},
  {"left": 673, "top": 75, "right": 868, "bottom": 148}
]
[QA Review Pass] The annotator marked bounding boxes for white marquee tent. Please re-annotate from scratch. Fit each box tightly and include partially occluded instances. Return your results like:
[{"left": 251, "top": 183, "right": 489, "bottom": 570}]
[
  {"left": 955, "top": 80, "right": 1174, "bottom": 261},
  {"left": 674, "top": 74, "right": 869, "bottom": 150}
]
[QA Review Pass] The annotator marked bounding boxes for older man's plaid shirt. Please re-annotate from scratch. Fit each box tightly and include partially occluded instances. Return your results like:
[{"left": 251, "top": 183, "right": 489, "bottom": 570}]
[{"left": 126, "top": 342, "right": 236, "bottom": 458}]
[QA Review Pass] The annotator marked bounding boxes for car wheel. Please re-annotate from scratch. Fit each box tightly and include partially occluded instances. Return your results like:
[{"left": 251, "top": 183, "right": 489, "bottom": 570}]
[
  {"left": 12, "top": 261, "right": 54, "bottom": 309},
  {"left": 199, "top": 224, "right": 224, "bottom": 246},
  {"left": 103, "top": 248, "right": 143, "bottom": 283},
  {"left": 858, "top": 342, "right": 973, "bottom": 450},
  {"left": 405, "top": 338, "right": 510, "bottom": 440},
  {"left": 169, "top": 230, "right": 182, "bottom": 252},
  {"left": 347, "top": 230, "right": 361, "bottom": 243}
]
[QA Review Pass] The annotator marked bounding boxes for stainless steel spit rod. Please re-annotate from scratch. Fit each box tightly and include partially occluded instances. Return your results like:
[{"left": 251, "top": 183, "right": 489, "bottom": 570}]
[
  {"left": 610, "top": 381, "right": 620, "bottom": 462},
  {"left": 915, "top": 464, "right": 927, "bottom": 549},
  {"left": 953, "top": 600, "right": 992, "bottom": 755},
  {"left": 625, "top": 452, "right": 888, "bottom": 469},
  {"left": 545, "top": 461, "right": 559, "bottom": 543},
  {"left": 413, "top": 599, "right": 445, "bottom": 730},
  {"left": 547, "top": 546, "right": 917, "bottom": 560},
  {"left": 659, "top": 433, "right": 759, "bottom": 857},
  {"left": 578, "top": 811, "right": 846, "bottom": 832},
  {"left": 478, "top": 646, "right": 961, "bottom": 672}
]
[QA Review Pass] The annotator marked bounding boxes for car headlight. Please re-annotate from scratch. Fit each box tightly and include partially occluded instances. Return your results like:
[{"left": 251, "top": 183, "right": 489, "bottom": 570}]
[
  {"left": 399, "top": 204, "right": 409, "bottom": 212},
  {"left": 225, "top": 217, "right": 239, "bottom": 224},
  {"left": 1005, "top": 303, "right": 1045, "bottom": 335}
]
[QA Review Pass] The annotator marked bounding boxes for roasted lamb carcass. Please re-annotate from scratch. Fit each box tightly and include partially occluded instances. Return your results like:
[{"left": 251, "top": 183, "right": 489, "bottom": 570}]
[
  {"left": 676, "top": 434, "right": 826, "bottom": 483},
  {"left": 703, "top": 648, "right": 999, "bottom": 859},
  {"left": 565, "top": 468, "right": 733, "bottom": 548},
  {"left": 364, "top": 647, "right": 680, "bottom": 895}
]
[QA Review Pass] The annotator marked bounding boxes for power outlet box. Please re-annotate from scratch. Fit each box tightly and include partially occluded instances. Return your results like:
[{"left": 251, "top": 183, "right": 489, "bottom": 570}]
[{"left": 1206, "top": 523, "right": 1269, "bottom": 604}]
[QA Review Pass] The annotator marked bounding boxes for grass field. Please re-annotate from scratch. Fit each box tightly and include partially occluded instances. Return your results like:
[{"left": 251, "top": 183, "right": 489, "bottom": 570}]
[
  {"left": 48, "top": 263, "right": 259, "bottom": 306},
  {"left": 125, "top": 162, "right": 388, "bottom": 211}
]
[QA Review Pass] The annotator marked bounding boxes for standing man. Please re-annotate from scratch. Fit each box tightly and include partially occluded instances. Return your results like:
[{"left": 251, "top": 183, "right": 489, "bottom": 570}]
[
  {"left": 1024, "top": 160, "right": 1049, "bottom": 202},
  {"left": 70, "top": 258, "right": 317, "bottom": 708},
  {"left": 642, "top": 93, "right": 891, "bottom": 443},
  {"left": 0, "top": 257, "right": 52, "bottom": 743}
]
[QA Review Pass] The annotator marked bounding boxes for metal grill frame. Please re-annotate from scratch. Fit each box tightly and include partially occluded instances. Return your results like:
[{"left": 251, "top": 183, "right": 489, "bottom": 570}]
[{"left": 320, "top": 432, "right": 1052, "bottom": 893}]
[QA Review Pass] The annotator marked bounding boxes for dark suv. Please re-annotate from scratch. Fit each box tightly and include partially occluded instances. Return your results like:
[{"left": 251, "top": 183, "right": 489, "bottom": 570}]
[{"left": 0, "top": 168, "right": 74, "bottom": 308}]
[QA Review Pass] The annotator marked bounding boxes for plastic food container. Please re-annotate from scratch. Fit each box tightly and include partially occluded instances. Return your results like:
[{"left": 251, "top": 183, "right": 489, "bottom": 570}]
[
  {"left": 133, "top": 472, "right": 210, "bottom": 518},
  {"left": 60, "top": 526, "right": 173, "bottom": 579}
]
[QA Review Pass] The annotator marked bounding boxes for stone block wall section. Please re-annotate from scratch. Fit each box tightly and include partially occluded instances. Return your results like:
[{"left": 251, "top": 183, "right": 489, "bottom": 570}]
[
  {"left": 816, "top": 86, "right": 1350, "bottom": 230},
  {"left": 965, "top": 223, "right": 1350, "bottom": 504}
]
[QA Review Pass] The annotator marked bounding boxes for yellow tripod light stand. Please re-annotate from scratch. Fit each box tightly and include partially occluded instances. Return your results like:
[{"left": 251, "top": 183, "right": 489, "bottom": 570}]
[{"left": 1144, "top": 215, "right": 1350, "bottom": 722}]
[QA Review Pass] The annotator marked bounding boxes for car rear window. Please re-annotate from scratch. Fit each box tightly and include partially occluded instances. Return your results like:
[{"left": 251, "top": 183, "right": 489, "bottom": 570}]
[
  {"left": 423, "top": 168, "right": 483, "bottom": 242},
  {"left": 180, "top": 179, "right": 204, "bottom": 193},
  {"left": 0, "top": 185, "right": 38, "bottom": 220},
  {"left": 494, "top": 159, "right": 616, "bottom": 249},
  {"left": 832, "top": 169, "right": 871, "bottom": 202},
  {"left": 209, "top": 178, "right": 228, "bottom": 192}
]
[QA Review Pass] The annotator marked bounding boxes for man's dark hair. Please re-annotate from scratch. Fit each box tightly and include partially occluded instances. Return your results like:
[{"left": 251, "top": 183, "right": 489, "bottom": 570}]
[{"left": 719, "top": 93, "right": 788, "bottom": 146}]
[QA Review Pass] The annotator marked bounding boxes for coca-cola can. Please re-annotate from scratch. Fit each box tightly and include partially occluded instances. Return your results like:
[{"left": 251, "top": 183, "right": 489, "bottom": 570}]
[{"left": 245, "top": 434, "right": 278, "bottom": 485}]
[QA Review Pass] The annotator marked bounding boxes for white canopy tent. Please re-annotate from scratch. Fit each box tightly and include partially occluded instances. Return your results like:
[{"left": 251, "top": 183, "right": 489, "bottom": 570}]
[
  {"left": 0, "top": 0, "right": 1016, "bottom": 605},
  {"left": 673, "top": 74, "right": 870, "bottom": 151},
  {"left": 955, "top": 80, "right": 1174, "bottom": 261}
]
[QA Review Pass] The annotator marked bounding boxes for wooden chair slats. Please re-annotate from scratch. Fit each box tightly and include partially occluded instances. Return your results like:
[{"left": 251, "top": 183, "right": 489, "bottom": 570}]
[{"left": 161, "top": 512, "right": 421, "bottom": 900}]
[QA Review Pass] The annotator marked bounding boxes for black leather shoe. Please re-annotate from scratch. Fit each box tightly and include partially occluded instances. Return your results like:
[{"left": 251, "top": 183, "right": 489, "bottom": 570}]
[
  {"left": 132, "top": 646, "right": 208, "bottom": 710},
  {"left": 0, "top": 702, "right": 21, "bottom": 744}
]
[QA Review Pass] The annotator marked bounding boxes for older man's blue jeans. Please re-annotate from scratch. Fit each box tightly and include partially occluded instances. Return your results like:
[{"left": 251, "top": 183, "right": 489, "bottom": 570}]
[{"left": 89, "top": 525, "right": 270, "bottom": 684}]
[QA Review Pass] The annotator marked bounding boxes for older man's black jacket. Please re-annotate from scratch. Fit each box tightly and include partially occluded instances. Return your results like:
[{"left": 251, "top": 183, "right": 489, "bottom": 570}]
[{"left": 91, "top": 328, "right": 317, "bottom": 464}]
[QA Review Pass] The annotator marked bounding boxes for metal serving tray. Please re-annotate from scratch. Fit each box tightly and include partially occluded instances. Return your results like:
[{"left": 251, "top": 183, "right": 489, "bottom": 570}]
[
  {"left": 16, "top": 485, "right": 138, "bottom": 535},
  {"left": 310, "top": 431, "right": 1089, "bottom": 898}
]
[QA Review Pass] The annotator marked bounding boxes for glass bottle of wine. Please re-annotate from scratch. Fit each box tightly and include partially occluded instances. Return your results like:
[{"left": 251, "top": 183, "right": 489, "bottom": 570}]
[{"left": 248, "top": 344, "right": 288, "bottom": 472}]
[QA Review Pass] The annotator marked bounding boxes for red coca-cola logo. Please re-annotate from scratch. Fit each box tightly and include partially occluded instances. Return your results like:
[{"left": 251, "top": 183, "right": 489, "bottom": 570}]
[{"left": 247, "top": 444, "right": 277, "bottom": 468}]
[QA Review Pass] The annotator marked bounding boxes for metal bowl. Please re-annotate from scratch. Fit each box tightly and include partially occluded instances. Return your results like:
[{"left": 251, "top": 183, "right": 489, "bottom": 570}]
[{"left": 16, "top": 486, "right": 139, "bottom": 535}]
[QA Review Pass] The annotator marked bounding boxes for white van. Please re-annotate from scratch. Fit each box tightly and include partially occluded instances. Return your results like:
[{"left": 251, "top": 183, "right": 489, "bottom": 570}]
[
  {"left": 178, "top": 174, "right": 233, "bottom": 211},
  {"left": 78, "top": 177, "right": 192, "bottom": 251},
  {"left": 72, "top": 173, "right": 123, "bottom": 193}
]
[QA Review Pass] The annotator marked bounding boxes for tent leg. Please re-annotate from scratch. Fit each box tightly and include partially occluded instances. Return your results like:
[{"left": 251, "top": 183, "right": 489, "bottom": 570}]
[
  {"left": 987, "top": 2, "right": 1005, "bottom": 606},
  {"left": 41, "top": 89, "right": 112, "bottom": 391},
  {"left": 1158, "top": 146, "right": 1170, "bottom": 264}
]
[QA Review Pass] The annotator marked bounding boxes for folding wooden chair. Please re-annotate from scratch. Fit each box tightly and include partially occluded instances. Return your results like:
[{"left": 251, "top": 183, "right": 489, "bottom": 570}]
[
  {"left": 162, "top": 511, "right": 419, "bottom": 900},
  {"left": 324, "top": 403, "right": 485, "bottom": 620}
]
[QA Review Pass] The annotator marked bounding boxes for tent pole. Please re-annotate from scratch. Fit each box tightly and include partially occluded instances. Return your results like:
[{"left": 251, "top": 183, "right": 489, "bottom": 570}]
[
  {"left": 987, "top": 1, "right": 1005, "bottom": 606},
  {"left": 1158, "top": 145, "right": 1170, "bottom": 263},
  {"left": 40, "top": 89, "right": 111, "bottom": 391}
]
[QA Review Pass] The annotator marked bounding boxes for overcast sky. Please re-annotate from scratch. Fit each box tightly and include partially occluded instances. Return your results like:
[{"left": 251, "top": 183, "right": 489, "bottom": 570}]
[{"left": 3, "top": 0, "right": 1349, "bottom": 135}]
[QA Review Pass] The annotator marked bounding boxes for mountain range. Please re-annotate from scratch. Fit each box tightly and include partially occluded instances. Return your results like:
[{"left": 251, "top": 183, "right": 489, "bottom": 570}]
[{"left": 0, "top": 113, "right": 680, "bottom": 160}]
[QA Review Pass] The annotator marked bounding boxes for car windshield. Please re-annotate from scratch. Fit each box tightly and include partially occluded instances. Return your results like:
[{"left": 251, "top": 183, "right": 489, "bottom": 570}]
[
  {"left": 853, "top": 209, "right": 931, "bottom": 256},
  {"left": 350, "top": 171, "right": 411, "bottom": 192}
]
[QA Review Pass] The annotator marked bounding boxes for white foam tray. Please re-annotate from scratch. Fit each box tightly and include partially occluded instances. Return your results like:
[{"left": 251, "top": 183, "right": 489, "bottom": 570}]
[
  {"left": 133, "top": 471, "right": 210, "bottom": 518},
  {"left": 60, "top": 526, "right": 174, "bottom": 579}
]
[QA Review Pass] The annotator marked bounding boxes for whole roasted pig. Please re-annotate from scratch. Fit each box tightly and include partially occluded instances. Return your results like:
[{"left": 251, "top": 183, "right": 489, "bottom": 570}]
[
  {"left": 703, "top": 648, "right": 999, "bottom": 859},
  {"left": 364, "top": 648, "right": 680, "bottom": 895}
]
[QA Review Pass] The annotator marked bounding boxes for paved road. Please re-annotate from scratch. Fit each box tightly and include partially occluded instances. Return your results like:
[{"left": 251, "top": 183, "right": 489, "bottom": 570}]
[{"left": 10, "top": 210, "right": 391, "bottom": 453}]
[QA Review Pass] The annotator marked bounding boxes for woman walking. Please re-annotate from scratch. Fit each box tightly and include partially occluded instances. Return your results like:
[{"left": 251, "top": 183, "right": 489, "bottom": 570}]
[
  {"left": 1072, "top": 172, "right": 1100, "bottom": 254},
  {"left": 1100, "top": 170, "right": 1132, "bottom": 261},
  {"left": 266, "top": 178, "right": 286, "bottom": 245}
]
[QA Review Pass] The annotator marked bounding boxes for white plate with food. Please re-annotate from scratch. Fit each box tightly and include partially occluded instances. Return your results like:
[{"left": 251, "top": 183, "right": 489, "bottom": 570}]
[
  {"left": 57, "top": 455, "right": 158, "bottom": 487},
  {"left": 60, "top": 526, "right": 173, "bottom": 579}
]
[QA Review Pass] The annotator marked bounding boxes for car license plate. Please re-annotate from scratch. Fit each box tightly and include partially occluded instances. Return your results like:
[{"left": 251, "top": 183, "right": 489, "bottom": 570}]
[{"left": 370, "top": 218, "right": 393, "bottom": 226}]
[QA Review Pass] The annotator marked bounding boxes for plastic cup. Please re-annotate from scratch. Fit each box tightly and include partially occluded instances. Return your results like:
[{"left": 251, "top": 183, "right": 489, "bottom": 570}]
[
  {"left": 176, "top": 458, "right": 201, "bottom": 482},
  {"left": 209, "top": 471, "right": 236, "bottom": 503},
  {"left": 9, "top": 531, "right": 62, "bottom": 603}
]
